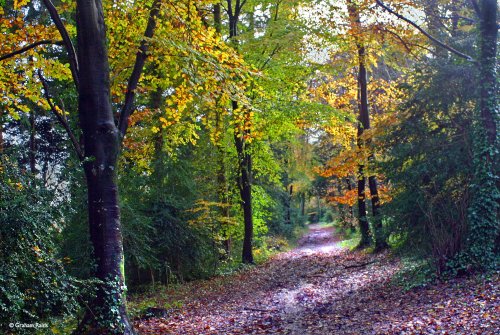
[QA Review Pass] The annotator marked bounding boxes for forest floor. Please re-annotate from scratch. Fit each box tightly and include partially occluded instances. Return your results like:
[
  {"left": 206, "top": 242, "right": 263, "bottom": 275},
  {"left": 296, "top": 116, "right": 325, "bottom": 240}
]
[{"left": 133, "top": 224, "right": 499, "bottom": 334}]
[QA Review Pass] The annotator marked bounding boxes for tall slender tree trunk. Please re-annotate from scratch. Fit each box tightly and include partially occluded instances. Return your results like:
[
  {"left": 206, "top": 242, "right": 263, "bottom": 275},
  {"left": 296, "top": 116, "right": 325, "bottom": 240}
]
[
  {"left": 227, "top": 0, "right": 254, "bottom": 264},
  {"left": 235, "top": 124, "right": 254, "bottom": 263},
  {"left": 75, "top": 0, "right": 133, "bottom": 333},
  {"left": 347, "top": 0, "right": 386, "bottom": 249},
  {"left": 466, "top": 0, "right": 499, "bottom": 268}
]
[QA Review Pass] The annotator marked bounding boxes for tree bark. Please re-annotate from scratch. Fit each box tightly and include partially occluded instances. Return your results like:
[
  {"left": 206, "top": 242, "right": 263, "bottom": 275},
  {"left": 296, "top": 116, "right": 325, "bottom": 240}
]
[
  {"left": 347, "top": 1, "right": 371, "bottom": 248},
  {"left": 233, "top": 100, "right": 254, "bottom": 264},
  {"left": 357, "top": 164, "right": 371, "bottom": 247},
  {"left": 74, "top": 0, "right": 133, "bottom": 333},
  {"left": 227, "top": 0, "right": 254, "bottom": 264},
  {"left": 213, "top": 3, "right": 222, "bottom": 34},
  {"left": 347, "top": 0, "right": 386, "bottom": 249},
  {"left": 237, "top": 133, "right": 254, "bottom": 264}
]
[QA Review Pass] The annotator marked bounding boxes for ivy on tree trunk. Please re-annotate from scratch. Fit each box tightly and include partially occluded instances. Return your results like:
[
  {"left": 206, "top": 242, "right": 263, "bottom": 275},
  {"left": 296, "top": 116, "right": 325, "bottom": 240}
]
[
  {"left": 74, "top": 0, "right": 133, "bottom": 333},
  {"left": 463, "top": 0, "right": 499, "bottom": 271}
]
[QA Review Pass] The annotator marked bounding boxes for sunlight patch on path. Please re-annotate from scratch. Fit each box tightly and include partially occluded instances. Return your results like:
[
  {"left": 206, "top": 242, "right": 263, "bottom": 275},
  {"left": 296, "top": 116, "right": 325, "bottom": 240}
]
[{"left": 269, "top": 225, "right": 345, "bottom": 334}]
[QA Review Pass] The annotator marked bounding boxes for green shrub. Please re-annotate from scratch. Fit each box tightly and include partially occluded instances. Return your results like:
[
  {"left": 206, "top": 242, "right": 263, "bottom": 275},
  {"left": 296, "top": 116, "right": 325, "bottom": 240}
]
[
  {"left": 0, "top": 158, "right": 81, "bottom": 332},
  {"left": 381, "top": 60, "right": 478, "bottom": 274}
]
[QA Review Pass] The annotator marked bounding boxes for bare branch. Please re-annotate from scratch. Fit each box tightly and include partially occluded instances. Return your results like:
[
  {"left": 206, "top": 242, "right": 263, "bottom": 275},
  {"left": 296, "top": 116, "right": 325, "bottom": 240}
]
[
  {"left": 37, "top": 70, "right": 84, "bottom": 161},
  {"left": 0, "top": 40, "right": 63, "bottom": 62},
  {"left": 41, "top": 0, "right": 79, "bottom": 90},
  {"left": 382, "top": 27, "right": 434, "bottom": 59},
  {"left": 343, "top": 260, "right": 376, "bottom": 269},
  {"left": 259, "top": 44, "right": 281, "bottom": 70},
  {"left": 238, "top": 0, "right": 247, "bottom": 13},
  {"left": 376, "top": 0, "right": 475, "bottom": 62},
  {"left": 118, "top": 0, "right": 161, "bottom": 139}
]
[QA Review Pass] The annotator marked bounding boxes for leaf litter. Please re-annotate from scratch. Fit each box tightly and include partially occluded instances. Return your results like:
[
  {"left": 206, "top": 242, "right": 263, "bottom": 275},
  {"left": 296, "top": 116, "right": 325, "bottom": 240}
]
[{"left": 134, "top": 225, "right": 499, "bottom": 334}]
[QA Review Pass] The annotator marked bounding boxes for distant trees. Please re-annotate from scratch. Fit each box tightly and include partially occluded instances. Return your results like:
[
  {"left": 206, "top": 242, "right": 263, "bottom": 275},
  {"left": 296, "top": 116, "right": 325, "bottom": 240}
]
[
  {"left": 309, "top": 0, "right": 412, "bottom": 249},
  {"left": 312, "top": 0, "right": 498, "bottom": 270}
]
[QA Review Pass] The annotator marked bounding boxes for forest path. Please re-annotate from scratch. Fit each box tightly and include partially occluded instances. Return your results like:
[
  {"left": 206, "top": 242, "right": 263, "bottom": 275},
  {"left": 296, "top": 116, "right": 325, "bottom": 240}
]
[{"left": 135, "top": 225, "right": 499, "bottom": 335}]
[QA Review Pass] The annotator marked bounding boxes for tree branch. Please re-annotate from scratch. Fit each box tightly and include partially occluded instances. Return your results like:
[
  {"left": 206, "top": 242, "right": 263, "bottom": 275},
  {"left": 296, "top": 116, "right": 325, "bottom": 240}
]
[
  {"left": 376, "top": 0, "right": 475, "bottom": 62},
  {"left": 0, "top": 40, "right": 63, "bottom": 62},
  {"left": 118, "top": 0, "right": 161, "bottom": 139},
  {"left": 37, "top": 70, "right": 84, "bottom": 161},
  {"left": 382, "top": 27, "right": 434, "bottom": 59},
  {"left": 469, "top": 0, "right": 481, "bottom": 17},
  {"left": 238, "top": 0, "right": 247, "bottom": 13},
  {"left": 259, "top": 44, "right": 281, "bottom": 70},
  {"left": 343, "top": 260, "right": 376, "bottom": 269},
  {"left": 41, "top": 0, "right": 79, "bottom": 90}
]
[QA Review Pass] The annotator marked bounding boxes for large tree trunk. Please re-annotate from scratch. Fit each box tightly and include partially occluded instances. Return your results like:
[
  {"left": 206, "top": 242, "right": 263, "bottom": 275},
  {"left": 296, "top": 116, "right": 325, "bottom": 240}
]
[
  {"left": 466, "top": 0, "right": 499, "bottom": 268},
  {"left": 75, "top": 0, "right": 133, "bottom": 333}
]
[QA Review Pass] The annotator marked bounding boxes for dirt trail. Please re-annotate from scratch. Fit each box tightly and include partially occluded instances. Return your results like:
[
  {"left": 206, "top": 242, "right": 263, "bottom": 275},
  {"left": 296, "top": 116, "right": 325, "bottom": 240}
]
[{"left": 135, "top": 225, "right": 499, "bottom": 335}]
